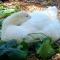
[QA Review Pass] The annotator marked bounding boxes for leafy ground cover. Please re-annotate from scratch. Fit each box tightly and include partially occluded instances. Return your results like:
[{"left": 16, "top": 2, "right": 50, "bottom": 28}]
[{"left": 0, "top": 33, "right": 60, "bottom": 60}]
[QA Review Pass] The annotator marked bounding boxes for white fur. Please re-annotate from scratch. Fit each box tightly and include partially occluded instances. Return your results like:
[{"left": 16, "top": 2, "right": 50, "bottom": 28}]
[
  {"left": 1, "top": 11, "right": 31, "bottom": 42},
  {"left": 1, "top": 6, "right": 60, "bottom": 43}
]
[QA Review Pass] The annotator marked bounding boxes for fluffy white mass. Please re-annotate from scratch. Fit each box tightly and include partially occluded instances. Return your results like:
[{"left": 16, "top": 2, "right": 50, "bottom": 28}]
[{"left": 1, "top": 6, "right": 60, "bottom": 42}]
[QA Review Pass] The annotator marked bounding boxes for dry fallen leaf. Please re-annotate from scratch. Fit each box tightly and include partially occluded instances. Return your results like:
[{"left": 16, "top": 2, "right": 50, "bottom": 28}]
[{"left": 52, "top": 53, "right": 60, "bottom": 60}]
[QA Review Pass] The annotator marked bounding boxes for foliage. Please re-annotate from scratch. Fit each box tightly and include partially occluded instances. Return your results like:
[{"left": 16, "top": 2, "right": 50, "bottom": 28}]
[
  {"left": 0, "top": 19, "right": 3, "bottom": 29},
  {"left": 0, "top": 32, "right": 59, "bottom": 60},
  {"left": 0, "top": 8, "right": 16, "bottom": 18},
  {"left": 18, "top": 40, "right": 29, "bottom": 51},
  {"left": 19, "top": 33, "right": 57, "bottom": 60},
  {"left": 57, "top": 46, "right": 60, "bottom": 53},
  {"left": 36, "top": 38, "right": 55, "bottom": 60},
  {"left": 0, "top": 3, "right": 20, "bottom": 19},
  {"left": 0, "top": 40, "right": 28, "bottom": 60}
]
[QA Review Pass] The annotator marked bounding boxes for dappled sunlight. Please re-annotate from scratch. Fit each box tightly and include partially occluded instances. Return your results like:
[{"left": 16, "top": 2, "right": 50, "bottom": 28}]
[
  {"left": 3, "top": 1, "right": 60, "bottom": 19},
  {"left": 4, "top": 1, "right": 45, "bottom": 11}
]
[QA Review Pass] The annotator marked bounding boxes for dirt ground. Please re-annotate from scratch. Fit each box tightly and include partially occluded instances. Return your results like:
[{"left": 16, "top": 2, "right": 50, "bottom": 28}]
[
  {"left": 3, "top": 1, "right": 60, "bottom": 19},
  {"left": 4, "top": 1, "right": 45, "bottom": 11}
]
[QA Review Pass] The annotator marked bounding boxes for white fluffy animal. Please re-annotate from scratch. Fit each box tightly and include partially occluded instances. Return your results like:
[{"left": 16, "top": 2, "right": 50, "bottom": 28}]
[
  {"left": 39, "top": 6, "right": 60, "bottom": 40},
  {"left": 1, "top": 11, "right": 31, "bottom": 42},
  {"left": 20, "top": 6, "right": 60, "bottom": 41},
  {"left": 1, "top": 6, "right": 60, "bottom": 43}
]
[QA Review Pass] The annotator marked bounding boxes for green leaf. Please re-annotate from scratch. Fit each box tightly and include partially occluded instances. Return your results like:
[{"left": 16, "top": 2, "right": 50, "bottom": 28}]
[
  {"left": 18, "top": 39, "right": 29, "bottom": 51},
  {"left": 36, "top": 39, "right": 55, "bottom": 59},
  {"left": 57, "top": 46, "right": 60, "bottom": 53},
  {"left": 0, "top": 40, "right": 28, "bottom": 60}
]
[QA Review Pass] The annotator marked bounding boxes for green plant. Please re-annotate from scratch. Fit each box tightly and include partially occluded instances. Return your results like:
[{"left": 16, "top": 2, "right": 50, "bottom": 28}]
[
  {"left": 0, "top": 3, "right": 20, "bottom": 19},
  {"left": 36, "top": 37, "right": 55, "bottom": 60},
  {"left": 17, "top": 39, "right": 29, "bottom": 52},
  {"left": 0, "top": 40, "right": 28, "bottom": 60},
  {"left": 0, "top": 33, "right": 59, "bottom": 60},
  {"left": 57, "top": 46, "right": 60, "bottom": 53}
]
